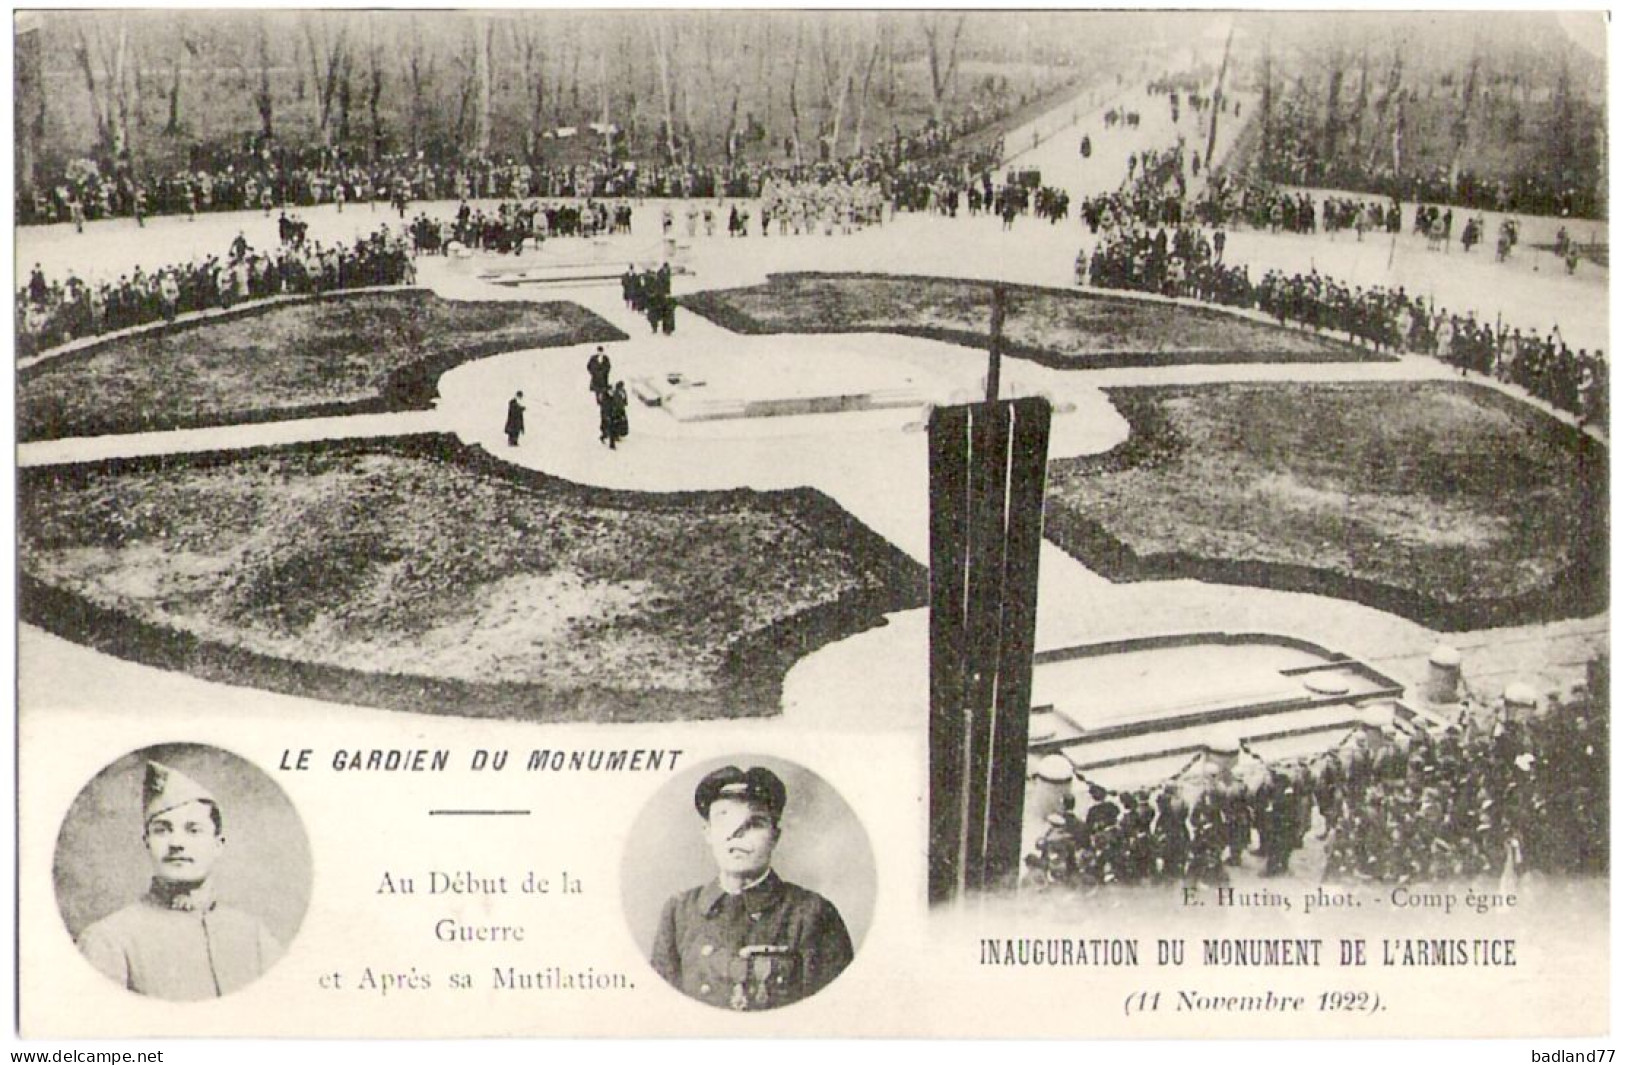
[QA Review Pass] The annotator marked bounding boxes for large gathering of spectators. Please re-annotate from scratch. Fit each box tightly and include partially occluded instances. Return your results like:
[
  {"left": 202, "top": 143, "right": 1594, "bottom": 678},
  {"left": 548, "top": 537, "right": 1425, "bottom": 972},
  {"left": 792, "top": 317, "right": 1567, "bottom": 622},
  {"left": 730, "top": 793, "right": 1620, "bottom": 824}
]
[
  {"left": 22, "top": 133, "right": 1007, "bottom": 233},
  {"left": 1037, "top": 75, "right": 1610, "bottom": 429},
  {"left": 1025, "top": 661, "right": 1609, "bottom": 893},
  {"left": 18, "top": 226, "right": 414, "bottom": 360},
  {"left": 1254, "top": 88, "right": 1599, "bottom": 219},
  {"left": 18, "top": 72, "right": 1073, "bottom": 229},
  {"left": 1080, "top": 212, "right": 1608, "bottom": 427}
]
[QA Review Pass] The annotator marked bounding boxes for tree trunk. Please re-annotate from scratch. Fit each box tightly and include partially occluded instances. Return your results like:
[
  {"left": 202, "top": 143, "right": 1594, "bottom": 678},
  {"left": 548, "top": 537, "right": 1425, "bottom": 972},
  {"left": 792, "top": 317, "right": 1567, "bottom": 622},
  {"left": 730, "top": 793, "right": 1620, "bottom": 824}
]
[
  {"left": 788, "top": 23, "right": 803, "bottom": 163},
  {"left": 922, "top": 13, "right": 966, "bottom": 123},
  {"left": 1205, "top": 26, "right": 1233, "bottom": 171},
  {"left": 1321, "top": 48, "right": 1344, "bottom": 176},
  {"left": 108, "top": 25, "right": 131, "bottom": 158},
  {"left": 1348, "top": 45, "right": 1370, "bottom": 161},
  {"left": 851, "top": 37, "right": 881, "bottom": 154},
  {"left": 256, "top": 22, "right": 275, "bottom": 141},
  {"left": 646, "top": 16, "right": 680, "bottom": 165},
  {"left": 338, "top": 48, "right": 354, "bottom": 143},
  {"left": 166, "top": 60, "right": 182, "bottom": 136},
  {"left": 514, "top": 22, "right": 547, "bottom": 159},
  {"left": 471, "top": 18, "right": 492, "bottom": 158},
  {"left": 368, "top": 41, "right": 384, "bottom": 159},
  {"left": 1259, "top": 34, "right": 1273, "bottom": 175},
  {"left": 403, "top": 26, "right": 434, "bottom": 156},
  {"left": 79, "top": 32, "right": 108, "bottom": 153},
  {"left": 1447, "top": 46, "right": 1480, "bottom": 189}
]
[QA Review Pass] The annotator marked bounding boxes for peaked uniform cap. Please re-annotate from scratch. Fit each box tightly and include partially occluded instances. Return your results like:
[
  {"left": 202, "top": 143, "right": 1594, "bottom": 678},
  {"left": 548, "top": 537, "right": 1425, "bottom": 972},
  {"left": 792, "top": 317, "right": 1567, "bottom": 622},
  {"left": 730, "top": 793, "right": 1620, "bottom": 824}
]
[
  {"left": 694, "top": 766, "right": 786, "bottom": 819},
  {"left": 143, "top": 761, "right": 218, "bottom": 823}
]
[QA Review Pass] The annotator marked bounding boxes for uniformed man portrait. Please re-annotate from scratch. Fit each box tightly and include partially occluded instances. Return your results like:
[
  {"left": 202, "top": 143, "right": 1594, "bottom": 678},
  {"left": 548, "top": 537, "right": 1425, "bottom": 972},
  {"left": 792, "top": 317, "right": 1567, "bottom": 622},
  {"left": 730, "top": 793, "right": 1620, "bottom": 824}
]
[
  {"left": 54, "top": 745, "right": 310, "bottom": 1002},
  {"left": 649, "top": 765, "right": 856, "bottom": 1011}
]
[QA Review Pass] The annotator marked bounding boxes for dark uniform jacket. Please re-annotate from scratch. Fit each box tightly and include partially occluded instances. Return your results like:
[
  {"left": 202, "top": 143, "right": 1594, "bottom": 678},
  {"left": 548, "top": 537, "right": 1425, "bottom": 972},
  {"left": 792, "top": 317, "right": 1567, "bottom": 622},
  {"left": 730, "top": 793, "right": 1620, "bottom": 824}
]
[{"left": 651, "top": 871, "right": 853, "bottom": 1010}]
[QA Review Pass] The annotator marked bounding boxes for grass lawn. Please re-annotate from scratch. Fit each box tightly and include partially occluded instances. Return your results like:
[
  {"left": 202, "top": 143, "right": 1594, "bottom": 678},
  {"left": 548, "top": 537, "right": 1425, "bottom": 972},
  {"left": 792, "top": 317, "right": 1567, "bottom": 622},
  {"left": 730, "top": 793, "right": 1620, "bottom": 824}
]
[
  {"left": 19, "top": 290, "right": 626, "bottom": 442},
  {"left": 19, "top": 434, "right": 925, "bottom": 721},
  {"left": 681, "top": 273, "right": 1385, "bottom": 369},
  {"left": 1044, "top": 381, "right": 1608, "bottom": 631}
]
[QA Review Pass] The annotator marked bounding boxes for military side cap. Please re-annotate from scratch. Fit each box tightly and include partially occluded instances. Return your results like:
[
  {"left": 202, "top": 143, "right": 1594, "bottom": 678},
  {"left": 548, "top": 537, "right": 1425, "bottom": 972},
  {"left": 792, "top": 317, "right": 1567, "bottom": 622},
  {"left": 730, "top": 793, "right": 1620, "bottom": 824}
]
[
  {"left": 695, "top": 766, "right": 786, "bottom": 819},
  {"left": 143, "top": 761, "right": 217, "bottom": 823}
]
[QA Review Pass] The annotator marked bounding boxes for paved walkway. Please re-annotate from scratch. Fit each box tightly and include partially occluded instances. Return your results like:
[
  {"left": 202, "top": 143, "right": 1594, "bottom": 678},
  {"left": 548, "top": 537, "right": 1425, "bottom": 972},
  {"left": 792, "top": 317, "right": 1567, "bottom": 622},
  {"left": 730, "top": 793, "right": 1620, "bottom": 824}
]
[{"left": 18, "top": 84, "right": 1607, "bottom": 731}]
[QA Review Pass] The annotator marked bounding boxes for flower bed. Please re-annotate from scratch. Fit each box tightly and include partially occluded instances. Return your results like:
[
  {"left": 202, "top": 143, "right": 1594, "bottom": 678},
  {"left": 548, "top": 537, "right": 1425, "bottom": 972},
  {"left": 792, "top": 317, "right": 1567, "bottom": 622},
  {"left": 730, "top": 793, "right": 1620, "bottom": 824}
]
[
  {"left": 19, "top": 434, "right": 926, "bottom": 721},
  {"left": 19, "top": 290, "right": 626, "bottom": 441},
  {"left": 681, "top": 273, "right": 1386, "bottom": 370},
  {"left": 1044, "top": 381, "right": 1608, "bottom": 631}
]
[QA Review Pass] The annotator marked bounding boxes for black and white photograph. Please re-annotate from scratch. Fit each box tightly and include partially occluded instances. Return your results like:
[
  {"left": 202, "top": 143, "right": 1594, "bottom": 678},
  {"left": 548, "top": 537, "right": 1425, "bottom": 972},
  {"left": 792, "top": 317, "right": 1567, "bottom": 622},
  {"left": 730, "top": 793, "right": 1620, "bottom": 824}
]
[
  {"left": 623, "top": 757, "right": 875, "bottom": 1013},
  {"left": 52, "top": 743, "right": 312, "bottom": 1001},
  {"left": 10, "top": 5, "right": 1614, "bottom": 1048}
]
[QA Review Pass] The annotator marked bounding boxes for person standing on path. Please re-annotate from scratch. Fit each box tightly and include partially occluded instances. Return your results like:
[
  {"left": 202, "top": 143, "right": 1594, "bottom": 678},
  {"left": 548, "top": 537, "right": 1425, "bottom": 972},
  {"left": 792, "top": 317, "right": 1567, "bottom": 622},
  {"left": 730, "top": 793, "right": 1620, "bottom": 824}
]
[
  {"left": 587, "top": 347, "right": 613, "bottom": 401},
  {"left": 605, "top": 382, "right": 630, "bottom": 449},
  {"left": 505, "top": 391, "right": 526, "bottom": 447}
]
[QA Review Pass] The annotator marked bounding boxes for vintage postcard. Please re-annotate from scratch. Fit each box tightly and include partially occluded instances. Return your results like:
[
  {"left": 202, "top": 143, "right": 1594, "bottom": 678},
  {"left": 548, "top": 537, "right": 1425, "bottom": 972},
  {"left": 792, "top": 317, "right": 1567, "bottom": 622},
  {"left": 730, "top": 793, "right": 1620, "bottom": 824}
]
[{"left": 12, "top": 8, "right": 1613, "bottom": 1044}]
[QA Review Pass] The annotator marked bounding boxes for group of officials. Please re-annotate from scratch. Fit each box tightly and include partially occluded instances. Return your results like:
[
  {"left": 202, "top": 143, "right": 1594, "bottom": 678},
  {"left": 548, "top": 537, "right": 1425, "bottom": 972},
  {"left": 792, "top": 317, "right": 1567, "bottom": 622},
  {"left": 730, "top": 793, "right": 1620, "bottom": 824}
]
[{"left": 623, "top": 262, "right": 677, "bottom": 336}]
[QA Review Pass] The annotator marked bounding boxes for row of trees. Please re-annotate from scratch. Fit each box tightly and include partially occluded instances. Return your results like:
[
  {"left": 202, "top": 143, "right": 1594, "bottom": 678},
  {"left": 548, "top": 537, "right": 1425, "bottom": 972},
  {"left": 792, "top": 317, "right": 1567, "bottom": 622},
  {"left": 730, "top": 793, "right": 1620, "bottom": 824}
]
[
  {"left": 1236, "top": 12, "right": 1605, "bottom": 216},
  {"left": 20, "top": 11, "right": 1119, "bottom": 188}
]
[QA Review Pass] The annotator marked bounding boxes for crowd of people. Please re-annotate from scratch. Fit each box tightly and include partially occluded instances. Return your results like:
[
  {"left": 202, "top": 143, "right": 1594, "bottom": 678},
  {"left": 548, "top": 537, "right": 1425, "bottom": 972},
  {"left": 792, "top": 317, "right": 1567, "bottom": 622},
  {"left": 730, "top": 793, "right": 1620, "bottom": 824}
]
[
  {"left": 1024, "top": 664, "right": 1609, "bottom": 893},
  {"left": 1079, "top": 208, "right": 1608, "bottom": 426},
  {"left": 754, "top": 178, "right": 888, "bottom": 235},
  {"left": 1072, "top": 104, "right": 1605, "bottom": 432},
  {"left": 405, "top": 198, "right": 630, "bottom": 256},
  {"left": 1193, "top": 179, "right": 1543, "bottom": 276},
  {"left": 18, "top": 71, "right": 1074, "bottom": 230},
  {"left": 1254, "top": 90, "right": 1599, "bottom": 220},
  {"left": 18, "top": 225, "right": 414, "bottom": 360}
]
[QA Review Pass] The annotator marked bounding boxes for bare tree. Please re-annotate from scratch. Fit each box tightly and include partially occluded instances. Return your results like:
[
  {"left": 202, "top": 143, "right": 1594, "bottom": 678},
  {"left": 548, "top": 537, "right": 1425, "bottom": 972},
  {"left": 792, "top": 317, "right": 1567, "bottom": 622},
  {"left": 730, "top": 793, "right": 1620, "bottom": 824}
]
[
  {"left": 162, "top": 18, "right": 200, "bottom": 138},
  {"left": 301, "top": 12, "right": 352, "bottom": 149},
  {"left": 787, "top": 18, "right": 805, "bottom": 163},
  {"left": 921, "top": 12, "right": 967, "bottom": 123},
  {"left": 253, "top": 19, "right": 275, "bottom": 142},
  {"left": 700, "top": 15, "right": 747, "bottom": 163},
  {"left": 646, "top": 14, "right": 681, "bottom": 164},
  {"left": 881, "top": 16, "right": 900, "bottom": 109},
  {"left": 364, "top": 16, "right": 386, "bottom": 159},
  {"left": 73, "top": 16, "right": 135, "bottom": 161},
  {"left": 851, "top": 26, "right": 883, "bottom": 154},
  {"left": 618, "top": 26, "right": 639, "bottom": 152},
  {"left": 816, "top": 16, "right": 863, "bottom": 160},
  {"left": 1347, "top": 42, "right": 1370, "bottom": 162},
  {"left": 401, "top": 16, "right": 438, "bottom": 156},
  {"left": 752, "top": 16, "right": 779, "bottom": 145},
  {"left": 1259, "top": 32, "right": 1274, "bottom": 171},
  {"left": 1205, "top": 25, "right": 1234, "bottom": 171},
  {"left": 1447, "top": 38, "right": 1481, "bottom": 188},
  {"left": 469, "top": 16, "right": 493, "bottom": 158},
  {"left": 1321, "top": 44, "right": 1346, "bottom": 171},
  {"left": 1369, "top": 38, "right": 1406, "bottom": 172},
  {"left": 512, "top": 15, "right": 548, "bottom": 159}
]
